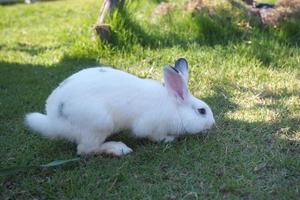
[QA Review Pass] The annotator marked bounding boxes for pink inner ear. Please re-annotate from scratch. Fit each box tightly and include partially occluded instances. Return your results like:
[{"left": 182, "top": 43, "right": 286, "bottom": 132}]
[
  {"left": 167, "top": 74, "right": 185, "bottom": 100},
  {"left": 164, "top": 68, "right": 188, "bottom": 101}
]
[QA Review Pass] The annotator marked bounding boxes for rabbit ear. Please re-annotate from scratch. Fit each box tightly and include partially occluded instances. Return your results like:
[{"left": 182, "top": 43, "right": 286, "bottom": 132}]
[
  {"left": 163, "top": 65, "right": 189, "bottom": 102},
  {"left": 174, "top": 58, "right": 189, "bottom": 84}
]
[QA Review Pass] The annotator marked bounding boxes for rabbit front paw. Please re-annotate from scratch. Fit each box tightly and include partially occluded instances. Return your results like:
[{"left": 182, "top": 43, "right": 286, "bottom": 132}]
[
  {"left": 162, "top": 135, "right": 176, "bottom": 142},
  {"left": 99, "top": 141, "right": 133, "bottom": 156}
]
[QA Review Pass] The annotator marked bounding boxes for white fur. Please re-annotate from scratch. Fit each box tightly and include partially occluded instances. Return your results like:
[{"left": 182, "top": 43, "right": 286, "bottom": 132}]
[{"left": 25, "top": 59, "right": 215, "bottom": 156}]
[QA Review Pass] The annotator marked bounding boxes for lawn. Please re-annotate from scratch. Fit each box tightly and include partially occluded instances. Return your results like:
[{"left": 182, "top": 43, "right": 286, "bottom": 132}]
[{"left": 0, "top": 0, "right": 299, "bottom": 199}]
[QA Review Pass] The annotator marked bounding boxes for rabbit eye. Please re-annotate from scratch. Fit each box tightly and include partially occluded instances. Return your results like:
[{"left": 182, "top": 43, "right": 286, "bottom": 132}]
[{"left": 197, "top": 108, "right": 206, "bottom": 115}]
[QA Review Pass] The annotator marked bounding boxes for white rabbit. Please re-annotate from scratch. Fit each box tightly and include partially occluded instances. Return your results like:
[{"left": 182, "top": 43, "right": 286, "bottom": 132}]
[{"left": 25, "top": 58, "right": 215, "bottom": 156}]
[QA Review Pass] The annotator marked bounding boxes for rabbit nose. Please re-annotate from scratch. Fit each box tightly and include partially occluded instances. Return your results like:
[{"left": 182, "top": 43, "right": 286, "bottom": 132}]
[
  {"left": 212, "top": 117, "right": 216, "bottom": 126},
  {"left": 208, "top": 120, "right": 216, "bottom": 129}
]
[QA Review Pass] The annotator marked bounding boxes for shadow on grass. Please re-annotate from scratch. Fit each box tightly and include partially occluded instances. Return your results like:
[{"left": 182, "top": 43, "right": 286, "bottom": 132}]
[
  {"left": 0, "top": 0, "right": 62, "bottom": 6},
  {"left": 104, "top": 1, "right": 300, "bottom": 59},
  {"left": 201, "top": 80, "right": 299, "bottom": 196},
  {"left": 0, "top": 55, "right": 99, "bottom": 120},
  {"left": 0, "top": 42, "right": 61, "bottom": 56},
  {"left": 108, "top": 8, "right": 247, "bottom": 49},
  {"left": 0, "top": 1, "right": 22, "bottom": 6}
]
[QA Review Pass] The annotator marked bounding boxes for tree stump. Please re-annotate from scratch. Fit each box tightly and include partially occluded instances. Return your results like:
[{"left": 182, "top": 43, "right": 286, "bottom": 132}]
[
  {"left": 94, "top": 24, "right": 112, "bottom": 42},
  {"left": 94, "top": 0, "right": 125, "bottom": 42},
  {"left": 242, "top": 0, "right": 254, "bottom": 6}
]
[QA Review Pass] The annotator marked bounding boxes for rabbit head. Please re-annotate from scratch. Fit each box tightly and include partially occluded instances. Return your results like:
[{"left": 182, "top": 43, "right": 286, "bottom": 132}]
[{"left": 164, "top": 58, "right": 215, "bottom": 135}]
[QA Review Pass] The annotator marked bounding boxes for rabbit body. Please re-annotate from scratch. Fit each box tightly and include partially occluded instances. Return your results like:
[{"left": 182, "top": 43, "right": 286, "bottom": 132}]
[{"left": 26, "top": 59, "right": 215, "bottom": 156}]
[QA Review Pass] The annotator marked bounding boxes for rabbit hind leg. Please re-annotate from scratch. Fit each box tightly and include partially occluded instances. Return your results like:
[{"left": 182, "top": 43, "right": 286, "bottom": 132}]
[{"left": 77, "top": 135, "right": 133, "bottom": 156}]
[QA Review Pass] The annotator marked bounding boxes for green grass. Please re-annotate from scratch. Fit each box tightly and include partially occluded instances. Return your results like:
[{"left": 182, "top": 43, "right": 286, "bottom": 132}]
[
  {"left": 0, "top": 0, "right": 299, "bottom": 199},
  {"left": 256, "top": 0, "right": 277, "bottom": 3}
]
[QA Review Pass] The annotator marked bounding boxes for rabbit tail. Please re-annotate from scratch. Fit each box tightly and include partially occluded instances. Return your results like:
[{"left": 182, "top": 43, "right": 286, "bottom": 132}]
[{"left": 25, "top": 112, "right": 58, "bottom": 138}]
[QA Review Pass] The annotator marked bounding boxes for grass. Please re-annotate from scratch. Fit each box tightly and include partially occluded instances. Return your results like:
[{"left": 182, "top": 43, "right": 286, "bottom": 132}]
[
  {"left": 0, "top": 0, "right": 299, "bottom": 199},
  {"left": 256, "top": 0, "right": 277, "bottom": 3}
]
